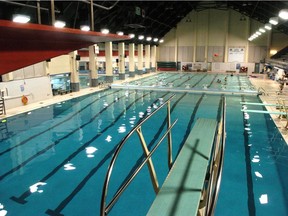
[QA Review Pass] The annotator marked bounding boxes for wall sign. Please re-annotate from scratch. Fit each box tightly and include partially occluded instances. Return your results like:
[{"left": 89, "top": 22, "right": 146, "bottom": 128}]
[{"left": 228, "top": 48, "right": 245, "bottom": 63}]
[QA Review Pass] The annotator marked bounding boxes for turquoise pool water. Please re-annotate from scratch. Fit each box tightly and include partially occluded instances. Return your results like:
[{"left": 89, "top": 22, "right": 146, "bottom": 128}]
[
  {"left": 0, "top": 73, "right": 287, "bottom": 216},
  {"left": 111, "top": 72, "right": 257, "bottom": 95}
]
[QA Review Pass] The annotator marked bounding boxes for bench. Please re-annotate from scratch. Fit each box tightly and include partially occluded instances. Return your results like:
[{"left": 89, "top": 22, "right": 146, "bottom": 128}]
[{"left": 147, "top": 118, "right": 218, "bottom": 216}]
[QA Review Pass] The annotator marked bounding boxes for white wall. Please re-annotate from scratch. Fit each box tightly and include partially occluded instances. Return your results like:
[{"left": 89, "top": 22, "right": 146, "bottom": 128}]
[
  {"left": 4, "top": 62, "right": 46, "bottom": 81},
  {"left": 159, "top": 8, "right": 288, "bottom": 65},
  {"left": 0, "top": 76, "right": 53, "bottom": 109},
  {"left": 48, "top": 55, "right": 70, "bottom": 75}
]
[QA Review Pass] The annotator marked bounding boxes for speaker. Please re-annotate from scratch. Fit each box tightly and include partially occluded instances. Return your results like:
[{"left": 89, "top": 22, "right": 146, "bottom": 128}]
[
  {"left": 46, "top": 59, "right": 51, "bottom": 62},
  {"left": 76, "top": 55, "right": 81, "bottom": 61},
  {"left": 116, "top": 58, "right": 119, "bottom": 63}
]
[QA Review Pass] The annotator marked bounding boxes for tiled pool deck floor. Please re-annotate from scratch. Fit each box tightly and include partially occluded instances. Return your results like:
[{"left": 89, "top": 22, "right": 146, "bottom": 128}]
[{"left": 2, "top": 72, "right": 288, "bottom": 144}]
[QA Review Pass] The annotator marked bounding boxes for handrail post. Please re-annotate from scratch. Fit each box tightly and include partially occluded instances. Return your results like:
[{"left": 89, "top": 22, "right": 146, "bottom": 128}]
[
  {"left": 167, "top": 100, "right": 173, "bottom": 169},
  {"left": 136, "top": 127, "right": 159, "bottom": 194}
]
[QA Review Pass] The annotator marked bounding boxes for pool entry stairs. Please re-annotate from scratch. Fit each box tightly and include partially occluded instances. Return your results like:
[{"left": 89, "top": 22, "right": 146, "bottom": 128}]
[{"left": 100, "top": 95, "right": 226, "bottom": 216}]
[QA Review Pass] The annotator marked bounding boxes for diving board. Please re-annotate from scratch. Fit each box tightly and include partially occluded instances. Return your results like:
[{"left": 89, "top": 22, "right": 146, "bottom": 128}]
[
  {"left": 241, "top": 109, "right": 287, "bottom": 115},
  {"left": 240, "top": 102, "right": 283, "bottom": 106},
  {"left": 147, "top": 118, "right": 218, "bottom": 216}
]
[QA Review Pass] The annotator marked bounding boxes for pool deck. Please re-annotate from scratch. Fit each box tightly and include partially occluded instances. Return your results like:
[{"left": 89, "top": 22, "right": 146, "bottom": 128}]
[
  {"left": 2, "top": 72, "right": 288, "bottom": 144},
  {"left": 249, "top": 74, "right": 288, "bottom": 144}
]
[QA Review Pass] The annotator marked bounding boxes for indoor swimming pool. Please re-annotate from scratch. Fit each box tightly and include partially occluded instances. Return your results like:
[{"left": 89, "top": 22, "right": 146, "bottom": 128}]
[{"left": 0, "top": 73, "right": 287, "bottom": 216}]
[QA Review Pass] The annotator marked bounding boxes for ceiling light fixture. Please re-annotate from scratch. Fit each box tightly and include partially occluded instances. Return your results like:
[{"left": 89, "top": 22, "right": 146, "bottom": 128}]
[
  {"left": 279, "top": 9, "right": 288, "bottom": 20},
  {"left": 101, "top": 28, "right": 109, "bottom": 34},
  {"left": 269, "top": 17, "right": 278, "bottom": 25},
  {"left": 146, "top": 37, "right": 152, "bottom": 41},
  {"left": 13, "top": 14, "right": 30, "bottom": 23},
  {"left": 138, "top": 35, "right": 144, "bottom": 40},
  {"left": 128, "top": 33, "right": 135, "bottom": 38},
  {"left": 153, "top": 38, "right": 158, "bottom": 42},
  {"left": 80, "top": 25, "right": 90, "bottom": 31},
  {"left": 54, "top": 20, "right": 66, "bottom": 28},
  {"left": 259, "top": 28, "right": 266, "bottom": 33},
  {"left": 117, "top": 31, "right": 124, "bottom": 36},
  {"left": 159, "top": 39, "right": 164, "bottom": 43},
  {"left": 264, "top": 23, "right": 272, "bottom": 30}
]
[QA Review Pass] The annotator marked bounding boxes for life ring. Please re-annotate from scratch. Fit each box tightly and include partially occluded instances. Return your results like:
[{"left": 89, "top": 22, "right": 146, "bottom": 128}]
[
  {"left": 21, "top": 95, "right": 28, "bottom": 105},
  {"left": 182, "top": 65, "right": 187, "bottom": 71}
]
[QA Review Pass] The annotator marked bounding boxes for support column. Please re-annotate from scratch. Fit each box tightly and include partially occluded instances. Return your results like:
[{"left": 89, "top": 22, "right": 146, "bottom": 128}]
[
  {"left": 45, "top": 60, "right": 50, "bottom": 76},
  {"left": 193, "top": 13, "right": 197, "bottom": 63},
  {"left": 224, "top": 10, "right": 230, "bottom": 63},
  {"left": 138, "top": 44, "right": 143, "bottom": 75},
  {"left": 204, "top": 10, "right": 210, "bottom": 63},
  {"left": 244, "top": 17, "right": 250, "bottom": 63},
  {"left": 105, "top": 41, "right": 113, "bottom": 83},
  {"left": 151, "top": 45, "right": 157, "bottom": 72},
  {"left": 51, "top": 0, "right": 55, "bottom": 25},
  {"left": 37, "top": 0, "right": 41, "bottom": 24},
  {"left": 266, "top": 28, "right": 272, "bottom": 59},
  {"left": 129, "top": 43, "right": 135, "bottom": 77},
  {"left": 174, "top": 28, "right": 178, "bottom": 65},
  {"left": 145, "top": 44, "right": 151, "bottom": 73},
  {"left": 90, "top": 0, "right": 94, "bottom": 31},
  {"left": 69, "top": 51, "right": 80, "bottom": 92},
  {"left": 89, "top": 44, "right": 99, "bottom": 87},
  {"left": 118, "top": 42, "right": 125, "bottom": 80}
]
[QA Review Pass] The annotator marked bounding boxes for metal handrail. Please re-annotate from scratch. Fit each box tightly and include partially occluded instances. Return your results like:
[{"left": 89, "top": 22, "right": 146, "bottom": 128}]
[
  {"left": 258, "top": 87, "right": 267, "bottom": 95},
  {"left": 205, "top": 96, "right": 226, "bottom": 216},
  {"left": 100, "top": 94, "right": 177, "bottom": 216}
]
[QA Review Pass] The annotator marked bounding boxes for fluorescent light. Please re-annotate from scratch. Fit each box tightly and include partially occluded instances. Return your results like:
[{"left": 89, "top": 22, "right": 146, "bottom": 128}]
[
  {"left": 279, "top": 9, "right": 288, "bottom": 20},
  {"left": 153, "top": 38, "right": 158, "bottom": 42},
  {"left": 54, "top": 20, "right": 66, "bottom": 28},
  {"left": 270, "top": 50, "right": 277, "bottom": 55},
  {"left": 256, "top": 31, "right": 262, "bottom": 35},
  {"left": 264, "top": 23, "right": 272, "bottom": 30},
  {"left": 80, "top": 25, "right": 90, "bottom": 31},
  {"left": 138, "top": 35, "right": 144, "bottom": 40},
  {"left": 13, "top": 14, "right": 30, "bottom": 23},
  {"left": 146, "top": 36, "right": 152, "bottom": 41},
  {"left": 117, "top": 31, "right": 124, "bottom": 36},
  {"left": 159, "top": 39, "right": 164, "bottom": 43},
  {"left": 101, "top": 28, "right": 109, "bottom": 34},
  {"left": 128, "top": 33, "right": 135, "bottom": 38},
  {"left": 259, "top": 28, "right": 265, "bottom": 33},
  {"left": 269, "top": 17, "right": 278, "bottom": 25}
]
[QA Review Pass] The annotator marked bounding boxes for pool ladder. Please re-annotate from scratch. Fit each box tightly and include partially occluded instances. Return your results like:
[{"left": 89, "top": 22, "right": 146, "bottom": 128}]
[{"left": 100, "top": 94, "right": 178, "bottom": 216}]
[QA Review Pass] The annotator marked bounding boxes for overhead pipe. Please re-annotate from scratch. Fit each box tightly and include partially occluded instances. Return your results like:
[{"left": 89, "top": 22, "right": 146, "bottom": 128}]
[
  {"left": 0, "top": 0, "right": 60, "bottom": 13},
  {"left": 81, "top": 0, "right": 119, "bottom": 11}
]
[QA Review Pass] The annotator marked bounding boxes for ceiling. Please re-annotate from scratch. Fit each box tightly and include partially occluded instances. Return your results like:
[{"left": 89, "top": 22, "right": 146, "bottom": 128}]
[
  {"left": 0, "top": 1, "right": 287, "bottom": 75},
  {"left": 0, "top": 0, "right": 288, "bottom": 44}
]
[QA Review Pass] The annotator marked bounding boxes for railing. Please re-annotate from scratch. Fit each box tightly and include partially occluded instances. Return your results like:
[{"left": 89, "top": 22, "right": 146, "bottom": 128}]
[
  {"left": 277, "top": 98, "right": 288, "bottom": 129},
  {"left": 203, "top": 96, "right": 226, "bottom": 216},
  {"left": 0, "top": 98, "right": 6, "bottom": 115},
  {"left": 258, "top": 87, "right": 267, "bottom": 96},
  {"left": 100, "top": 94, "right": 178, "bottom": 216}
]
